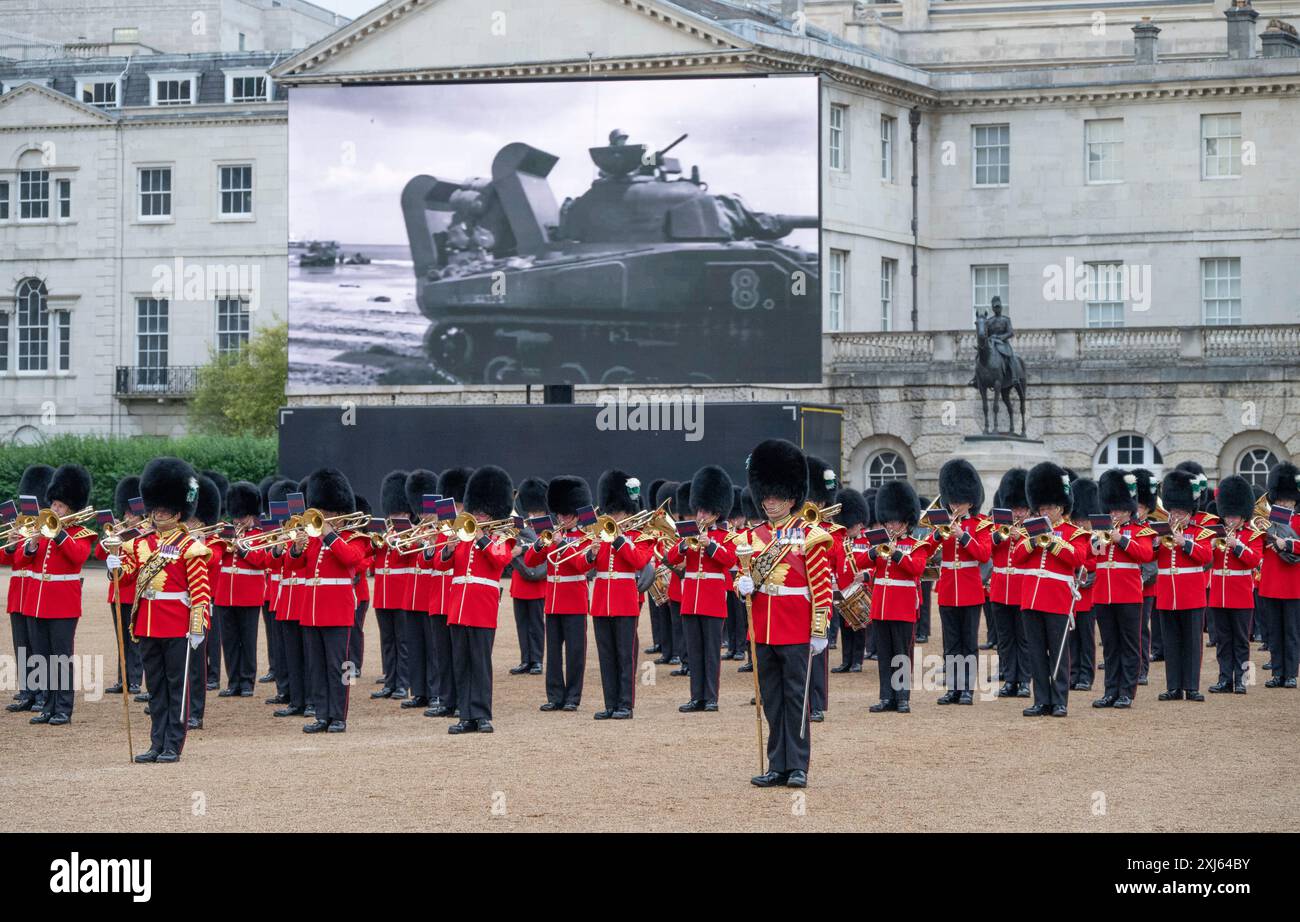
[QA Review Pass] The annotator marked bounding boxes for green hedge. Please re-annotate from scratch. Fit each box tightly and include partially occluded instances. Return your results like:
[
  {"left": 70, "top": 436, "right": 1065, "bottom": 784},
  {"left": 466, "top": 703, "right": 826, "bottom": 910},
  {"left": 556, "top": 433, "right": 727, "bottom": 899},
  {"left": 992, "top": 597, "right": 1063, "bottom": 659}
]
[{"left": 0, "top": 435, "right": 278, "bottom": 512}]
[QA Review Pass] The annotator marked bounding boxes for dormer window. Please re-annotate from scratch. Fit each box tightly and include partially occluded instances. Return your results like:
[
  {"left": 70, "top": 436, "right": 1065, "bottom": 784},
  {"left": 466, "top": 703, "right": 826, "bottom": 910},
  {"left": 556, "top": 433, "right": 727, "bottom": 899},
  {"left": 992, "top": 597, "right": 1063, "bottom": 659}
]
[
  {"left": 226, "top": 70, "right": 270, "bottom": 103},
  {"left": 77, "top": 76, "right": 122, "bottom": 109},
  {"left": 150, "top": 73, "right": 199, "bottom": 106}
]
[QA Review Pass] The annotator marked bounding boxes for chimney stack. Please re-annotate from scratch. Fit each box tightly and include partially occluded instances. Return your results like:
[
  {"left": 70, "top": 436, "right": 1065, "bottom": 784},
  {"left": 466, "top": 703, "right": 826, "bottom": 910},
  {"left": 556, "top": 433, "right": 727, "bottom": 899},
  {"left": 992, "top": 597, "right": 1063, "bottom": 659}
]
[
  {"left": 1260, "top": 18, "right": 1300, "bottom": 57},
  {"left": 1225, "top": 0, "right": 1259, "bottom": 60},
  {"left": 1132, "top": 17, "right": 1161, "bottom": 64}
]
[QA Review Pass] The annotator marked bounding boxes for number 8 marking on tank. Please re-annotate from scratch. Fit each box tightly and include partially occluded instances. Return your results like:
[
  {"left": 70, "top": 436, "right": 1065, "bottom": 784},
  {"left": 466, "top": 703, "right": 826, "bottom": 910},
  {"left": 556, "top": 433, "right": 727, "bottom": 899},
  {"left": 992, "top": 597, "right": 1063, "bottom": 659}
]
[{"left": 730, "top": 268, "right": 773, "bottom": 310}]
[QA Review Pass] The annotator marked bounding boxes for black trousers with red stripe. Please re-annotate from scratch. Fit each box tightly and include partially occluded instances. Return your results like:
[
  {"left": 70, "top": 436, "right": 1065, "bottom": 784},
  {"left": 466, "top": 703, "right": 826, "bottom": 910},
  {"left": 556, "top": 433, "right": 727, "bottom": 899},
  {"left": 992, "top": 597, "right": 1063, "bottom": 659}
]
[
  {"left": 9, "top": 612, "right": 39, "bottom": 705},
  {"left": 1068, "top": 609, "right": 1096, "bottom": 688},
  {"left": 304, "top": 624, "right": 351, "bottom": 724},
  {"left": 263, "top": 605, "right": 285, "bottom": 694},
  {"left": 1094, "top": 601, "right": 1142, "bottom": 699},
  {"left": 593, "top": 615, "right": 638, "bottom": 712},
  {"left": 1210, "top": 607, "right": 1252, "bottom": 686},
  {"left": 544, "top": 612, "right": 586, "bottom": 707},
  {"left": 449, "top": 624, "right": 494, "bottom": 721},
  {"left": 429, "top": 613, "right": 456, "bottom": 707},
  {"left": 1158, "top": 608, "right": 1204, "bottom": 692},
  {"left": 990, "top": 601, "right": 1024, "bottom": 685},
  {"left": 512, "top": 597, "right": 544, "bottom": 665},
  {"left": 217, "top": 604, "right": 260, "bottom": 692},
  {"left": 138, "top": 635, "right": 190, "bottom": 754},
  {"left": 756, "top": 641, "right": 810, "bottom": 775},
  {"left": 1023, "top": 609, "right": 1070, "bottom": 709}
]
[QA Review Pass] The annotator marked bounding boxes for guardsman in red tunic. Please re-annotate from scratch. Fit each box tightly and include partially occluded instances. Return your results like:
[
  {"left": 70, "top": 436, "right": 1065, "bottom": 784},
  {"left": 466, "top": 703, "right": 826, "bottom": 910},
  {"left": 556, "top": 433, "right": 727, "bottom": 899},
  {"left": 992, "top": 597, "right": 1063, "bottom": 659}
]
[
  {"left": 255, "top": 481, "right": 293, "bottom": 706},
  {"left": 212, "top": 482, "right": 266, "bottom": 698},
  {"left": 866, "top": 481, "right": 931, "bottom": 714},
  {"left": 370, "top": 471, "right": 413, "bottom": 700},
  {"left": 1013, "top": 462, "right": 1090, "bottom": 717},
  {"left": 801, "top": 456, "right": 841, "bottom": 721},
  {"left": 400, "top": 469, "right": 440, "bottom": 712},
  {"left": 1090, "top": 469, "right": 1156, "bottom": 709},
  {"left": 524, "top": 476, "right": 593, "bottom": 712},
  {"left": 1065, "top": 477, "right": 1099, "bottom": 694},
  {"left": 1174, "top": 462, "right": 1218, "bottom": 644},
  {"left": 588, "top": 470, "right": 653, "bottom": 720},
  {"left": 1260, "top": 462, "right": 1300, "bottom": 688},
  {"left": 737, "top": 440, "right": 834, "bottom": 789},
  {"left": 284, "top": 469, "right": 367, "bottom": 733},
  {"left": 934, "top": 458, "right": 992, "bottom": 706},
  {"left": 507, "top": 477, "right": 549, "bottom": 676},
  {"left": 1205, "top": 476, "right": 1263, "bottom": 694},
  {"left": 668, "top": 481, "right": 694, "bottom": 678},
  {"left": 433, "top": 466, "right": 515, "bottom": 734},
  {"left": 665, "top": 465, "right": 738, "bottom": 713},
  {"left": 830, "top": 488, "right": 872, "bottom": 675},
  {"left": 179, "top": 475, "right": 222, "bottom": 730},
  {"left": 265, "top": 480, "right": 308, "bottom": 717},
  {"left": 989, "top": 468, "right": 1030, "bottom": 699},
  {"left": 425, "top": 467, "right": 471, "bottom": 718},
  {"left": 121, "top": 458, "right": 212, "bottom": 762},
  {"left": 1131, "top": 468, "right": 1160, "bottom": 682},
  {"left": 4, "top": 464, "right": 54, "bottom": 713},
  {"left": 18, "top": 463, "right": 95, "bottom": 727},
  {"left": 97, "top": 476, "right": 144, "bottom": 696},
  {"left": 1153, "top": 469, "right": 1214, "bottom": 701},
  {"left": 651, "top": 481, "right": 684, "bottom": 668},
  {"left": 348, "top": 493, "right": 374, "bottom": 684},
  {"left": 723, "top": 487, "right": 749, "bottom": 664}
]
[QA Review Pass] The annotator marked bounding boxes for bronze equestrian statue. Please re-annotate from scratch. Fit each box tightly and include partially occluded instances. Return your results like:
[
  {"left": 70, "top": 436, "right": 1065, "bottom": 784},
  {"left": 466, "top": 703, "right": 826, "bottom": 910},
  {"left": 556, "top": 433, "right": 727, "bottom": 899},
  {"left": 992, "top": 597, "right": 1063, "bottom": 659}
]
[{"left": 971, "top": 297, "right": 1027, "bottom": 436}]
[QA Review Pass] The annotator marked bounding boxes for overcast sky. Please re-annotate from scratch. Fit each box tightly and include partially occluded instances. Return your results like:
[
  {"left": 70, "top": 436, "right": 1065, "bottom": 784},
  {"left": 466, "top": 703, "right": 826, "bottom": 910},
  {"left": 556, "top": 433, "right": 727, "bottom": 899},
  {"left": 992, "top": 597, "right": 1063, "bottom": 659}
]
[
  {"left": 288, "top": 76, "right": 819, "bottom": 245},
  {"left": 314, "top": 0, "right": 386, "bottom": 18}
]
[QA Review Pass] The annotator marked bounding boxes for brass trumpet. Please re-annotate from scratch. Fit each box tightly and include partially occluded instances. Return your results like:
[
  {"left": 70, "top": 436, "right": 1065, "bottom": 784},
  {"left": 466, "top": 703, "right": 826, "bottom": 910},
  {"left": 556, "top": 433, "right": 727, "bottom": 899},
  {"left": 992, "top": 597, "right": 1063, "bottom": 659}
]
[{"left": 1212, "top": 527, "right": 1238, "bottom": 552}]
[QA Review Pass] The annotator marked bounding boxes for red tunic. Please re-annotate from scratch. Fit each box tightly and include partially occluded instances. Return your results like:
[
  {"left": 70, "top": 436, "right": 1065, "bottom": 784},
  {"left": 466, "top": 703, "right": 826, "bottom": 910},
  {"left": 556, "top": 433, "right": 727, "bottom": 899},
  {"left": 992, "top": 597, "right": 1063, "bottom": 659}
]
[
  {"left": 1090, "top": 522, "right": 1155, "bottom": 605},
  {"left": 523, "top": 529, "right": 592, "bottom": 615},
  {"left": 212, "top": 533, "right": 270, "bottom": 607},
  {"left": 868, "top": 535, "right": 931, "bottom": 623},
  {"left": 1208, "top": 529, "right": 1263, "bottom": 610},
  {"left": 508, "top": 543, "right": 546, "bottom": 601},
  {"left": 1259, "top": 510, "right": 1300, "bottom": 600},
  {"left": 1153, "top": 527, "right": 1213, "bottom": 611},
  {"left": 936, "top": 514, "right": 992, "bottom": 607},
  {"left": 283, "top": 532, "right": 367, "bottom": 628},
  {"left": 372, "top": 543, "right": 417, "bottom": 610},
  {"left": 746, "top": 518, "right": 835, "bottom": 645},
  {"left": 664, "top": 527, "right": 738, "bottom": 618},
  {"left": 94, "top": 539, "right": 138, "bottom": 606},
  {"left": 433, "top": 535, "right": 514, "bottom": 629},
  {"left": 0, "top": 545, "right": 28, "bottom": 614},
  {"left": 590, "top": 531, "right": 653, "bottom": 618},
  {"left": 15, "top": 527, "right": 94, "bottom": 618},
  {"left": 1011, "top": 522, "right": 1089, "bottom": 615},
  {"left": 987, "top": 529, "right": 1020, "bottom": 606},
  {"left": 122, "top": 529, "right": 213, "bottom": 638}
]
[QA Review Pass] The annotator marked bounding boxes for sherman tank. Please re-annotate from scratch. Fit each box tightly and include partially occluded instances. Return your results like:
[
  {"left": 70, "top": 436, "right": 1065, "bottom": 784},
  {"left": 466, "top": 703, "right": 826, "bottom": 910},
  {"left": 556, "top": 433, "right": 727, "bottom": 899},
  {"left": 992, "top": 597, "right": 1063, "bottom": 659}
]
[{"left": 400, "top": 130, "right": 819, "bottom": 385}]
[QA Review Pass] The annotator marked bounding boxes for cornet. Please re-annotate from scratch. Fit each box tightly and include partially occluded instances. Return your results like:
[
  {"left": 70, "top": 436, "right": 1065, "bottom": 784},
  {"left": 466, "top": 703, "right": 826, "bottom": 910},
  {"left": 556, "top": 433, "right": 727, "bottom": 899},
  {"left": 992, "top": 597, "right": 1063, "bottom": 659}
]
[{"left": 1212, "top": 526, "right": 1239, "bottom": 553}]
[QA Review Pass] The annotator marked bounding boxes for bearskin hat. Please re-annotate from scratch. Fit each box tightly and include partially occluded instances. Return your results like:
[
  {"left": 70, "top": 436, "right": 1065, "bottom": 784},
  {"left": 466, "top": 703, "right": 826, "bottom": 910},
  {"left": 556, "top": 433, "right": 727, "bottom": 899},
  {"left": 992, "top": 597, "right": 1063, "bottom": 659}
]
[
  {"left": 112, "top": 475, "right": 141, "bottom": 519},
  {"left": 226, "top": 481, "right": 262, "bottom": 520},
  {"left": 836, "top": 488, "right": 870, "bottom": 530},
  {"left": 354, "top": 494, "right": 372, "bottom": 517},
  {"left": 202, "top": 470, "right": 229, "bottom": 509},
  {"left": 675, "top": 481, "right": 692, "bottom": 518},
  {"left": 1175, "top": 460, "right": 1211, "bottom": 510},
  {"left": 1160, "top": 469, "right": 1198, "bottom": 514},
  {"left": 1026, "top": 462, "right": 1072, "bottom": 514},
  {"left": 729, "top": 486, "right": 744, "bottom": 521},
  {"left": 1266, "top": 460, "right": 1300, "bottom": 505},
  {"left": 516, "top": 477, "right": 549, "bottom": 516},
  {"left": 1131, "top": 468, "right": 1158, "bottom": 510},
  {"left": 267, "top": 478, "right": 296, "bottom": 506},
  {"left": 405, "top": 470, "right": 440, "bottom": 518},
  {"left": 805, "top": 455, "right": 838, "bottom": 508},
  {"left": 1068, "top": 477, "right": 1099, "bottom": 521},
  {"left": 875, "top": 480, "right": 920, "bottom": 528},
  {"left": 381, "top": 470, "right": 411, "bottom": 518},
  {"left": 647, "top": 479, "right": 666, "bottom": 514},
  {"left": 597, "top": 469, "right": 641, "bottom": 516},
  {"left": 141, "top": 457, "right": 200, "bottom": 519},
  {"left": 995, "top": 468, "right": 1028, "bottom": 511},
  {"left": 547, "top": 475, "right": 591, "bottom": 517},
  {"left": 297, "top": 476, "right": 308, "bottom": 496},
  {"left": 438, "top": 467, "right": 472, "bottom": 505},
  {"left": 1097, "top": 468, "right": 1138, "bottom": 515},
  {"left": 305, "top": 468, "right": 355, "bottom": 515},
  {"left": 195, "top": 475, "right": 222, "bottom": 526},
  {"left": 17, "top": 464, "right": 55, "bottom": 507},
  {"left": 1215, "top": 475, "right": 1255, "bottom": 520},
  {"left": 740, "top": 488, "right": 759, "bottom": 522},
  {"left": 46, "top": 463, "right": 91, "bottom": 511},
  {"left": 862, "top": 488, "right": 879, "bottom": 527},
  {"left": 747, "top": 439, "right": 807, "bottom": 507},
  {"left": 258, "top": 475, "right": 277, "bottom": 512},
  {"left": 939, "top": 458, "right": 984, "bottom": 512},
  {"left": 690, "top": 465, "right": 734, "bottom": 518},
  {"left": 656, "top": 481, "right": 679, "bottom": 514},
  {"left": 464, "top": 465, "right": 513, "bottom": 520}
]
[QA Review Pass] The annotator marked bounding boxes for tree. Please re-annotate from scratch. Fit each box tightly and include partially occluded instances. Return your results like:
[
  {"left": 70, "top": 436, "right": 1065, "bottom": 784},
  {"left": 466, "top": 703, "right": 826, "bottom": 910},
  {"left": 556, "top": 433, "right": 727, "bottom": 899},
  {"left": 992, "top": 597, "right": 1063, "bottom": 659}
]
[{"left": 189, "top": 322, "right": 288, "bottom": 438}]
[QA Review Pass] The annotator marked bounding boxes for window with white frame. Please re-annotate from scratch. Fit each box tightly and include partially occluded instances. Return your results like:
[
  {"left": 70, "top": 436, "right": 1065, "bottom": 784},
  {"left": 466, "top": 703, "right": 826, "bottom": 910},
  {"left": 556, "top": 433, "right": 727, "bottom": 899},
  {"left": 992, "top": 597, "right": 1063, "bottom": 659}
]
[
  {"left": 136, "top": 298, "right": 169, "bottom": 388},
  {"left": 880, "top": 258, "right": 896, "bottom": 331},
  {"left": 0, "top": 181, "right": 8, "bottom": 220},
  {"left": 19, "top": 169, "right": 49, "bottom": 220},
  {"left": 1237, "top": 448, "right": 1278, "bottom": 490},
  {"left": 971, "top": 265, "right": 1009, "bottom": 318},
  {"left": 77, "top": 76, "right": 120, "bottom": 108},
  {"left": 1085, "top": 118, "right": 1123, "bottom": 183},
  {"left": 881, "top": 115, "right": 896, "bottom": 182},
  {"left": 151, "top": 73, "right": 198, "bottom": 106},
  {"left": 219, "top": 164, "right": 253, "bottom": 217},
  {"left": 829, "top": 104, "right": 848, "bottom": 172},
  {"left": 138, "top": 167, "right": 172, "bottom": 219},
  {"left": 15, "top": 278, "right": 69, "bottom": 373},
  {"left": 1094, "top": 433, "right": 1164, "bottom": 479},
  {"left": 973, "top": 124, "right": 1010, "bottom": 187},
  {"left": 828, "top": 249, "right": 848, "bottom": 331},
  {"left": 0, "top": 307, "right": 7, "bottom": 372},
  {"left": 57, "top": 179, "right": 70, "bottom": 219},
  {"left": 1085, "top": 263, "right": 1125, "bottom": 327},
  {"left": 1202, "top": 257, "right": 1241, "bottom": 325},
  {"left": 866, "top": 451, "right": 907, "bottom": 488},
  {"left": 216, "top": 297, "right": 251, "bottom": 354},
  {"left": 1201, "top": 113, "right": 1241, "bottom": 179},
  {"left": 227, "top": 72, "right": 268, "bottom": 103}
]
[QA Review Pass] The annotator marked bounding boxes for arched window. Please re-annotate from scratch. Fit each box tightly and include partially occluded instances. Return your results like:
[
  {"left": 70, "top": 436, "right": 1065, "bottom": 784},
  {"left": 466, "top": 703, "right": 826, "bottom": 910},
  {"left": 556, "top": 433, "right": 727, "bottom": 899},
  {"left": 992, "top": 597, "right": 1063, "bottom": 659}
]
[
  {"left": 865, "top": 450, "right": 907, "bottom": 487},
  {"left": 1236, "top": 448, "right": 1278, "bottom": 489},
  {"left": 1093, "top": 433, "right": 1163, "bottom": 479},
  {"left": 16, "top": 278, "right": 49, "bottom": 371}
]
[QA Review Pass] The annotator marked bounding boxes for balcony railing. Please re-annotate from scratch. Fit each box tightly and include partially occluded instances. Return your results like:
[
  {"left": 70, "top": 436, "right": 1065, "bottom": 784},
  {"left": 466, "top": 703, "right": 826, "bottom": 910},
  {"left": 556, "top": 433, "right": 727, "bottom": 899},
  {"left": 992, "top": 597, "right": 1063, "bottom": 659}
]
[
  {"left": 827, "top": 324, "right": 1300, "bottom": 374},
  {"left": 114, "top": 365, "right": 201, "bottom": 398}
]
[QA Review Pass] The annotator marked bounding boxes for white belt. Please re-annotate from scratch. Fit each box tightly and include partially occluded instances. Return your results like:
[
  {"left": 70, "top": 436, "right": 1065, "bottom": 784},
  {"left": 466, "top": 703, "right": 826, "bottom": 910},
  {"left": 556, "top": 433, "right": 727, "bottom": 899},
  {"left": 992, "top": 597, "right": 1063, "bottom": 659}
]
[
  {"left": 302, "top": 578, "right": 352, "bottom": 587},
  {"left": 758, "top": 585, "right": 811, "bottom": 598},
  {"left": 270, "top": 574, "right": 282, "bottom": 582},
  {"left": 143, "top": 590, "right": 191, "bottom": 604},
  {"left": 548, "top": 575, "right": 587, "bottom": 584},
  {"left": 9, "top": 572, "right": 27, "bottom": 579},
  {"left": 1097, "top": 562, "right": 1140, "bottom": 570},
  {"left": 684, "top": 572, "right": 725, "bottom": 581},
  {"left": 596, "top": 572, "right": 637, "bottom": 580},
  {"left": 281, "top": 577, "right": 303, "bottom": 586},
  {"left": 377, "top": 567, "right": 417, "bottom": 576},
  {"left": 992, "top": 566, "right": 1016, "bottom": 576},
  {"left": 940, "top": 561, "right": 980, "bottom": 570},
  {"left": 453, "top": 575, "right": 500, "bottom": 589},
  {"left": 220, "top": 566, "right": 265, "bottom": 576},
  {"left": 1022, "top": 569, "right": 1074, "bottom": 584},
  {"left": 36, "top": 573, "right": 80, "bottom": 582},
  {"left": 875, "top": 578, "right": 917, "bottom": 589},
  {"left": 1156, "top": 567, "right": 1198, "bottom": 576},
  {"left": 1210, "top": 568, "right": 1253, "bottom": 578}
]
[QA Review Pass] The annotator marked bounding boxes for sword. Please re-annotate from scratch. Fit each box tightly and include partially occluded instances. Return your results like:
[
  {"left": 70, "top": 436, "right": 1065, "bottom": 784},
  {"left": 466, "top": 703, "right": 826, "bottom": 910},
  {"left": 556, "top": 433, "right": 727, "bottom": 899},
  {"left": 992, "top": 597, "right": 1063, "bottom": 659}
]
[
  {"left": 799, "top": 639, "right": 816, "bottom": 740},
  {"left": 1050, "top": 576, "right": 1082, "bottom": 683}
]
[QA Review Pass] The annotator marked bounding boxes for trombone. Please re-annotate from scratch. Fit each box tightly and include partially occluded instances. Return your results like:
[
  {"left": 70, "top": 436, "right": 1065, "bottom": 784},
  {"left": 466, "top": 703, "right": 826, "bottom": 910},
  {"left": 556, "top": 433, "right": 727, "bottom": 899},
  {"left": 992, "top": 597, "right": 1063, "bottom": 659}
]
[
  {"left": 797, "top": 501, "right": 841, "bottom": 529},
  {"left": 235, "top": 515, "right": 304, "bottom": 552},
  {"left": 450, "top": 511, "right": 518, "bottom": 543},
  {"left": 1, "top": 515, "right": 38, "bottom": 545},
  {"left": 385, "top": 519, "right": 443, "bottom": 551},
  {"left": 299, "top": 508, "right": 371, "bottom": 538},
  {"left": 34, "top": 506, "right": 101, "bottom": 539}
]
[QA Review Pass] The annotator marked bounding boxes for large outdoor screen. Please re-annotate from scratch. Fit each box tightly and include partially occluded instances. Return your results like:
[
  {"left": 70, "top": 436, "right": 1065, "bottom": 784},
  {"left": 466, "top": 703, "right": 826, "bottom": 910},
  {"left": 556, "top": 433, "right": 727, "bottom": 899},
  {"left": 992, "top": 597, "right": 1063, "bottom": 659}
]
[{"left": 287, "top": 76, "right": 821, "bottom": 390}]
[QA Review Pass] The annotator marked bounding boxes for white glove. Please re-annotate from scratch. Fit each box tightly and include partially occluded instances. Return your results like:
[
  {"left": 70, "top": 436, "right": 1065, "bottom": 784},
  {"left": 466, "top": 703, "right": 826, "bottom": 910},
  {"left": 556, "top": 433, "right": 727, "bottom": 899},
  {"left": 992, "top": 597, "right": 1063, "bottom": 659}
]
[
  {"left": 810, "top": 636, "right": 829, "bottom": 656},
  {"left": 105, "top": 554, "right": 122, "bottom": 571},
  {"left": 736, "top": 574, "right": 754, "bottom": 596}
]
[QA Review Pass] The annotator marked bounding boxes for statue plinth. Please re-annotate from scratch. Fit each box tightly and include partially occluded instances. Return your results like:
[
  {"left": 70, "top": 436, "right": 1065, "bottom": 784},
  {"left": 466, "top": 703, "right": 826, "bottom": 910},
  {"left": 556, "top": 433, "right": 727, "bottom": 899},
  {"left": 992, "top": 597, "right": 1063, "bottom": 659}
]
[{"left": 960, "top": 435, "right": 1054, "bottom": 504}]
